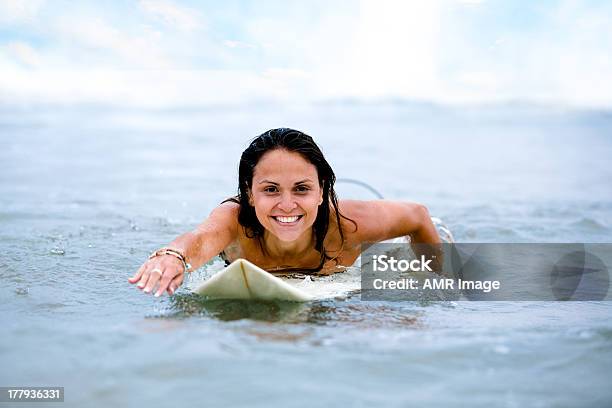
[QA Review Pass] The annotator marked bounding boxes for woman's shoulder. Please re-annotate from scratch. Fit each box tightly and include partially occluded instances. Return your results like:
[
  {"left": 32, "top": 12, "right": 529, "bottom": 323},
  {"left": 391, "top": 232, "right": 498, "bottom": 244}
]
[
  {"left": 337, "top": 199, "right": 375, "bottom": 215},
  {"left": 337, "top": 199, "right": 386, "bottom": 225},
  {"left": 336, "top": 199, "right": 414, "bottom": 244},
  {"left": 335, "top": 199, "right": 379, "bottom": 242},
  {"left": 203, "top": 199, "right": 241, "bottom": 236},
  {"left": 215, "top": 198, "right": 241, "bottom": 217}
]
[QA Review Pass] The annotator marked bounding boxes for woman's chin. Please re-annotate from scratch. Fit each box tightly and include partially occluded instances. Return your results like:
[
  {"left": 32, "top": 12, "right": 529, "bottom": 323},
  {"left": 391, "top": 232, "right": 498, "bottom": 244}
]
[
  {"left": 266, "top": 226, "right": 305, "bottom": 242},
  {"left": 272, "top": 232, "right": 302, "bottom": 242}
]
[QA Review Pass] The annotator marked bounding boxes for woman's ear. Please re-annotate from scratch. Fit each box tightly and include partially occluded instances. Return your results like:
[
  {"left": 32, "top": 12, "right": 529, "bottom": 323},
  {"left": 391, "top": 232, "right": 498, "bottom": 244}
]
[
  {"left": 247, "top": 189, "right": 254, "bottom": 206},
  {"left": 320, "top": 180, "right": 327, "bottom": 205}
]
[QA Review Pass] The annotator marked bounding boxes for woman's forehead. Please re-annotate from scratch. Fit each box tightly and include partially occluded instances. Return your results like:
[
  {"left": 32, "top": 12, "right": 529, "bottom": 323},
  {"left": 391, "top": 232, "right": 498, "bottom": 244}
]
[{"left": 253, "top": 150, "right": 318, "bottom": 181}]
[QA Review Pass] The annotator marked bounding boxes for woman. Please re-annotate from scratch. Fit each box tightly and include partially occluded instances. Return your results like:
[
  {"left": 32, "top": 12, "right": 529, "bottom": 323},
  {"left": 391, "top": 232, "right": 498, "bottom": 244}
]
[{"left": 129, "top": 128, "right": 441, "bottom": 297}]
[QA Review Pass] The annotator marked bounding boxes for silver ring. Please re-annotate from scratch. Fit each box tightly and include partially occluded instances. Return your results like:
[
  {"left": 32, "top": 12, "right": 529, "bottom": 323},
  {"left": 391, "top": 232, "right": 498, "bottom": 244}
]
[{"left": 151, "top": 268, "right": 162, "bottom": 276}]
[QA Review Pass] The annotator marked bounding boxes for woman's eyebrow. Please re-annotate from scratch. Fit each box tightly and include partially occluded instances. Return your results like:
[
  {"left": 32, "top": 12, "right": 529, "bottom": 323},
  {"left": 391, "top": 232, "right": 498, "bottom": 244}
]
[
  {"left": 294, "top": 179, "right": 314, "bottom": 185},
  {"left": 258, "top": 179, "right": 314, "bottom": 185},
  {"left": 259, "top": 180, "right": 279, "bottom": 185}
]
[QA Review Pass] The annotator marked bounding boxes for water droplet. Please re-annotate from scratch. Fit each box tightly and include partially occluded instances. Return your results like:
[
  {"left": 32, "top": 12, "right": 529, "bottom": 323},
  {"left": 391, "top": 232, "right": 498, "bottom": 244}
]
[{"left": 15, "top": 287, "right": 29, "bottom": 295}]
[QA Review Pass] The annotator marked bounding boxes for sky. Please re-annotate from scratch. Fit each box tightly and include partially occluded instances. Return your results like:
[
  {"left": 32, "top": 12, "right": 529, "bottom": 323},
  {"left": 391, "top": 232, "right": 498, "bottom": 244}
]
[{"left": 1, "top": 0, "right": 611, "bottom": 109}]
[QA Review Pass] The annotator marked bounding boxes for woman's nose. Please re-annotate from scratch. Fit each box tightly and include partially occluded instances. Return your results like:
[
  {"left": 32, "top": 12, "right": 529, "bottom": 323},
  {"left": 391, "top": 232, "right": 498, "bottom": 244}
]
[{"left": 277, "top": 193, "right": 297, "bottom": 212}]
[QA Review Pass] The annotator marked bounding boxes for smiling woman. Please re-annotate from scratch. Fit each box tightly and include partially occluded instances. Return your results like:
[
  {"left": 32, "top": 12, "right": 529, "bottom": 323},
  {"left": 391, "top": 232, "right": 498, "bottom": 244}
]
[{"left": 128, "top": 128, "right": 442, "bottom": 297}]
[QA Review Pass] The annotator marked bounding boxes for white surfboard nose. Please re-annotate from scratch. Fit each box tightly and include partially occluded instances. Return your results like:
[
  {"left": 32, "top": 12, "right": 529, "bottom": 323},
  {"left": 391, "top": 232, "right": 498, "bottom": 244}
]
[{"left": 196, "top": 258, "right": 314, "bottom": 302}]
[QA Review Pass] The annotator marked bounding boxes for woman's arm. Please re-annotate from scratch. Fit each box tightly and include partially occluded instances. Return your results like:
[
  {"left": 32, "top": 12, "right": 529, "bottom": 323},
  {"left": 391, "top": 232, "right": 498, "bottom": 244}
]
[
  {"left": 173, "top": 202, "right": 240, "bottom": 269},
  {"left": 128, "top": 201, "right": 240, "bottom": 297},
  {"left": 342, "top": 200, "right": 443, "bottom": 271}
]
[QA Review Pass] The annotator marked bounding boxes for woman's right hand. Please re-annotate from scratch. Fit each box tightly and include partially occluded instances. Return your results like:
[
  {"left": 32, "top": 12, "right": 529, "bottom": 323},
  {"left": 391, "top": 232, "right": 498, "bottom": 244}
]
[{"left": 128, "top": 255, "right": 186, "bottom": 297}]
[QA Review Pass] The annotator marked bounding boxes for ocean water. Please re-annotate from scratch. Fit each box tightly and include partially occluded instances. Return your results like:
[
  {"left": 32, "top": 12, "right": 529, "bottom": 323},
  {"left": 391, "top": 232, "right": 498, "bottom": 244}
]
[{"left": 1, "top": 102, "right": 611, "bottom": 407}]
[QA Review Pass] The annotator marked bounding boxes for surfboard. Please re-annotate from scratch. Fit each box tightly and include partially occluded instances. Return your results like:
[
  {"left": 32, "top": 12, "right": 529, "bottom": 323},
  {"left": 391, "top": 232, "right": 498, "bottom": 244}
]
[{"left": 195, "top": 258, "right": 314, "bottom": 302}]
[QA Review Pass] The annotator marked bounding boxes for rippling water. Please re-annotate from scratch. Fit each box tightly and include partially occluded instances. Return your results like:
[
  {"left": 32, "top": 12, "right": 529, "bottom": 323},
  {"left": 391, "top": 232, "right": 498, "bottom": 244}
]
[{"left": 1, "top": 103, "right": 611, "bottom": 407}]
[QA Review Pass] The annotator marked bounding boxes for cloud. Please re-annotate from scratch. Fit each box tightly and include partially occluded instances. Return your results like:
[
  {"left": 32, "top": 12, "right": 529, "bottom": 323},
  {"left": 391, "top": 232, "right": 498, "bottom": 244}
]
[
  {"left": 336, "top": 0, "right": 442, "bottom": 99},
  {"left": 223, "top": 40, "right": 257, "bottom": 50},
  {"left": 0, "top": 67, "right": 287, "bottom": 107},
  {"left": 2, "top": 41, "right": 42, "bottom": 67},
  {"left": 456, "top": 0, "right": 486, "bottom": 6},
  {"left": 0, "top": 0, "right": 44, "bottom": 23},
  {"left": 0, "top": 0, "right": 611, "bottom": 108},
  {"left": 139, "top": 0, "right": 203, "bottom": 31},
  {"left": 438, "top": 0, "right": 612, "bottom": 107},
  {"left": 53, "top": 16, "right": 171, "bottom": 68}
]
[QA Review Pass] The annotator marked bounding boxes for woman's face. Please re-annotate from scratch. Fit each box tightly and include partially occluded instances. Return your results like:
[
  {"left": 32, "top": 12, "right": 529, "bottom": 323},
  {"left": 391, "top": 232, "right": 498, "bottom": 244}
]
[{"left": 249, "top": 149, "right": 323, "bottom": 242}]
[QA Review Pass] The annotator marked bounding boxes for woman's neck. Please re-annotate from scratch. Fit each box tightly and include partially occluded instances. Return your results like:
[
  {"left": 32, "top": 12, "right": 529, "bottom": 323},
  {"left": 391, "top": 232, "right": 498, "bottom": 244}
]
[{"left": 262, "top": 229, "right": 315, "bottom": 261}]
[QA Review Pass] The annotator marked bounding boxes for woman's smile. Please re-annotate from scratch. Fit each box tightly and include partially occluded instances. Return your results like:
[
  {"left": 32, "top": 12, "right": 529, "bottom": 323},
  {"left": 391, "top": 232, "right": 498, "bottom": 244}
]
[{"left": 271, "top": 214, "right": 304, "bottom": 226}]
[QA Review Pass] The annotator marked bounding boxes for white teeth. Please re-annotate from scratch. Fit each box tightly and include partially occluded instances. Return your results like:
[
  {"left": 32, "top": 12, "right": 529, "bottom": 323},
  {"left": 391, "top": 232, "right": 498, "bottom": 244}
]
[{"left": 275, "top": 216, "right": 300, "bottom": 223}]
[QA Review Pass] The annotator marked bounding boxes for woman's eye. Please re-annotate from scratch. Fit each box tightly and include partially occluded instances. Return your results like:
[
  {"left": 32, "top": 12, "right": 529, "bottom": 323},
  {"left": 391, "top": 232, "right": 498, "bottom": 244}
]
[{"left": 263, "top": 186, "right": 310, "bottom": 193}]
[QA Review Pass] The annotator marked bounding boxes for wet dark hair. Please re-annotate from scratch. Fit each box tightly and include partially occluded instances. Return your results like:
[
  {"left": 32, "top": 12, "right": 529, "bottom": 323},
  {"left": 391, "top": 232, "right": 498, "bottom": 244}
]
[{"left": 223, "top": 128, "right": 356, "bottom": 273}]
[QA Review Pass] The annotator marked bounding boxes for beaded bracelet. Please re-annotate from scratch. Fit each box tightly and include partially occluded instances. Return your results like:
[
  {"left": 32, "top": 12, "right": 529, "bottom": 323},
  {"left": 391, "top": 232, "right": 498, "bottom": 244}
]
[{"left": 148, "top": 247, "right": 192, "bottom": 273}]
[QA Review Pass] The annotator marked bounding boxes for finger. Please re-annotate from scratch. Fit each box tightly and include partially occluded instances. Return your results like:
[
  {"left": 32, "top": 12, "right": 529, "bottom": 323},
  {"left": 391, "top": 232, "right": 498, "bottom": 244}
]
[
  {"left": 155, "top": 268, "right": 179, "bottom": 297},
  {"left": 136, "top": 265, "right": 152, "bottom": 289},
  {"left": 143, "top": 267, "right": 164, "bottom": 294},
  {"left": 166, "top": 273, "right": 184, "bottom": 296},
  {"left": 128, "top": 264, "right": 146, "bottom": 283},
  {"left": 135, "top": 262, "right": 154, "bottom": 289}
]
